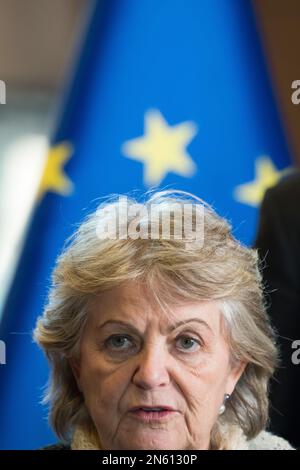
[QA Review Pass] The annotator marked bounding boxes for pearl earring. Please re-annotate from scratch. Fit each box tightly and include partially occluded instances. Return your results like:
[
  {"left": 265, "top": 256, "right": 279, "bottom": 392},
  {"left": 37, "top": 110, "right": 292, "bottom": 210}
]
[{"left": 218, "top": 393, "right": 230, "bottom": 415}]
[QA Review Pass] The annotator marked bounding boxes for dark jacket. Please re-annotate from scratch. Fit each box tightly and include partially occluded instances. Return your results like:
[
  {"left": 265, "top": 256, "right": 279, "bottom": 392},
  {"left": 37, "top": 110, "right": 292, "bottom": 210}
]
[{"left": 255, "top": 170, "right": 300, "bottom": 448}]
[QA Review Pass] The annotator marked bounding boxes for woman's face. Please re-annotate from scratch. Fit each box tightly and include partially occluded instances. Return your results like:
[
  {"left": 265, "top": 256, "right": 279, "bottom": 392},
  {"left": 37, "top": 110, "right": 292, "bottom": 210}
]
[{"left": 72, "top": 283, "right": 244, "bottom": 450}]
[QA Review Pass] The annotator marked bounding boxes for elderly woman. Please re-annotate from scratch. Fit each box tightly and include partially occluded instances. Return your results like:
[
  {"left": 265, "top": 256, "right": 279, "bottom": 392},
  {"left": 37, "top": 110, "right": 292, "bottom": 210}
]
[{"left": 34, "top": 190, "right": 293, "bottom": 450}]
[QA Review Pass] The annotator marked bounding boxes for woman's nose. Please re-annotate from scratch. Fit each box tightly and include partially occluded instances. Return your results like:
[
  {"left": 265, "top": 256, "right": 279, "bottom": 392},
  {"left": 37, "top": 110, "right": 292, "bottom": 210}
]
[{"left": 132, "top": 340, "right": 170, "bottom": 390}]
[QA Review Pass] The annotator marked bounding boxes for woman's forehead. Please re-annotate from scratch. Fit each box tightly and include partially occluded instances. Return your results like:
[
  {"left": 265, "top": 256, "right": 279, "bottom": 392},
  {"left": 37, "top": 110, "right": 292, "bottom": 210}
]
[{"left": 89, "top": 283, "right": 221, "bottom": 334}]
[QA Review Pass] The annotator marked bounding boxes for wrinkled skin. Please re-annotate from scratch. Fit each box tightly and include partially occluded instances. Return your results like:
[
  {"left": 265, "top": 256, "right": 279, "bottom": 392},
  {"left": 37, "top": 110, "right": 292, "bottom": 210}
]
[{"left": 71, "top": 283, "right": 245, "bottom": 450}]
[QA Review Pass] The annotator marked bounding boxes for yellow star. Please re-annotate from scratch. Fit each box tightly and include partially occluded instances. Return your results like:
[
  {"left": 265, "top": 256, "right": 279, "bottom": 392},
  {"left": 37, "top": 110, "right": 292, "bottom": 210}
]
[
  {"left": 234, "top": 156, "right": 286, "bottom": 207},
  {"left": 37, "top": 142, "right": 74, "bottom": 201},
  {"left": 121, "top": 109, "right": 197, "bottom": 186}
]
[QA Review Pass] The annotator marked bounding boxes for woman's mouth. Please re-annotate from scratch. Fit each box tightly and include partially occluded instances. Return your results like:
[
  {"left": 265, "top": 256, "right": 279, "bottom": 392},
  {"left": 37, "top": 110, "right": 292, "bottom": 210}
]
[{"left": 129, "top": 406, "right": 177, "bottom": 421}]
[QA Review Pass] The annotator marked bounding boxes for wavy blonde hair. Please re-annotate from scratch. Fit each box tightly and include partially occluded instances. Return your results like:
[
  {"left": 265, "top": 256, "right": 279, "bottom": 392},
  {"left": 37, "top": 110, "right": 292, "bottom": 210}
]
[{"left": 34, "top": 189, "right": 277, "bottom": 449}]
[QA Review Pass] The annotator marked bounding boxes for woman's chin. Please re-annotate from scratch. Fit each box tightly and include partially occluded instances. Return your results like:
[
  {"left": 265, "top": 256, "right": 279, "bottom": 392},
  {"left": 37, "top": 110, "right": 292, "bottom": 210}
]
[
  {"left": 117, "top": 443, "right": 182, "bottom": 450},
  {"left": 114, "top": 435, "right": 184, "bottom": 450}
]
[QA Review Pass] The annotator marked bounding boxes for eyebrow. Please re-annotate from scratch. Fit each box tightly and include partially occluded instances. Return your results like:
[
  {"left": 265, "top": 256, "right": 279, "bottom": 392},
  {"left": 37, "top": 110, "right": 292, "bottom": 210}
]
[{"left": 96, "top": 317, "right": 213, "bottom": 335}]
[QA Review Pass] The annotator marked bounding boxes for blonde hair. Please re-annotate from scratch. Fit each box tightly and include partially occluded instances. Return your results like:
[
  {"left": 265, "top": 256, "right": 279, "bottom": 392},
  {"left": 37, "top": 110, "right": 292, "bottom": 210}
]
[{"left": 34, "top": 189, "right": 277, "bottom": 449}]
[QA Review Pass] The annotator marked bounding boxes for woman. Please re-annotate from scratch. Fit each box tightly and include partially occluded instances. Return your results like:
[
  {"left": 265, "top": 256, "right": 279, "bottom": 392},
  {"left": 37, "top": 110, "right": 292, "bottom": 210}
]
[{"left": 34, "top": 190, "right": 293, "bottom": 450}]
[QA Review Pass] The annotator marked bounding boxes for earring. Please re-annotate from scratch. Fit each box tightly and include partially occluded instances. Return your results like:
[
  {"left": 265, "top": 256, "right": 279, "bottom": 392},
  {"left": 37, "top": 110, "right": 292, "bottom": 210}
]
[{"left": 218, "top": 393, "right": 230, "bottom": 415}]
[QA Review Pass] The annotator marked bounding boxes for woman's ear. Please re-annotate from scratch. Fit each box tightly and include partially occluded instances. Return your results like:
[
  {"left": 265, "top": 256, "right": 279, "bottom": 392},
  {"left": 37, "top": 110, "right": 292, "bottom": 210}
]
[
  {"left": 69, "top": 357, "right": 82, "bottom": 392},
  {"left": 226, "top": 361, "right": 247, "bottom": 395}
]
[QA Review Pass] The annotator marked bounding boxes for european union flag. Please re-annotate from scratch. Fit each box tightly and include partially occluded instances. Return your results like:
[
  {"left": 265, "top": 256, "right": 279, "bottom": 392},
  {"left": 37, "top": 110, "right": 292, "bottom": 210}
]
[{"left": 0, "top": 0, "right": 292, "bottom": 449}]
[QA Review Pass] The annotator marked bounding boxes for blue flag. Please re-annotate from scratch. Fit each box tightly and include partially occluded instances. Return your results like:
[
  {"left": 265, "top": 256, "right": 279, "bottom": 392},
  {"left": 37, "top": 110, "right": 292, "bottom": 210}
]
[{"left": 0, "top": 0, "right": 292, "bottom": 449}]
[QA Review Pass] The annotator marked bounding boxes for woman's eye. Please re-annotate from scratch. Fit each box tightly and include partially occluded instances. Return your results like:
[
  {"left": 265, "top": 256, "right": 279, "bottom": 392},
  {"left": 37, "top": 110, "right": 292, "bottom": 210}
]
[
  {"left": 176, "top": 335, "right": 201, "bottom": 352},
  {"left": 105, "top": 335, "right": 134, "bottom": 351}
]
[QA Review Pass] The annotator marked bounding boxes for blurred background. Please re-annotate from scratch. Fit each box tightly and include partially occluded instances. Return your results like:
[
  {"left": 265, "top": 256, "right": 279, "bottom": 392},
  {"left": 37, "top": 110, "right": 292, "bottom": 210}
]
[
  {"left": 0, "top": 0, "right": 86, "bottom": 312},
  {"left": 1, "top": 0, "right": 300, "bottom": 319},
  {"left": 0, "top": 0, "right": 299, "bottom": 449}
]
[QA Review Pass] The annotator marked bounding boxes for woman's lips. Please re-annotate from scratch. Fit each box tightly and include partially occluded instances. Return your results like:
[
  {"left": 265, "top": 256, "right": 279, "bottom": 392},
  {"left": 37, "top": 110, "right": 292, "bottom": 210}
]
[{"left": 129, "top": 408, "right": 177, "bottom": 421}]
